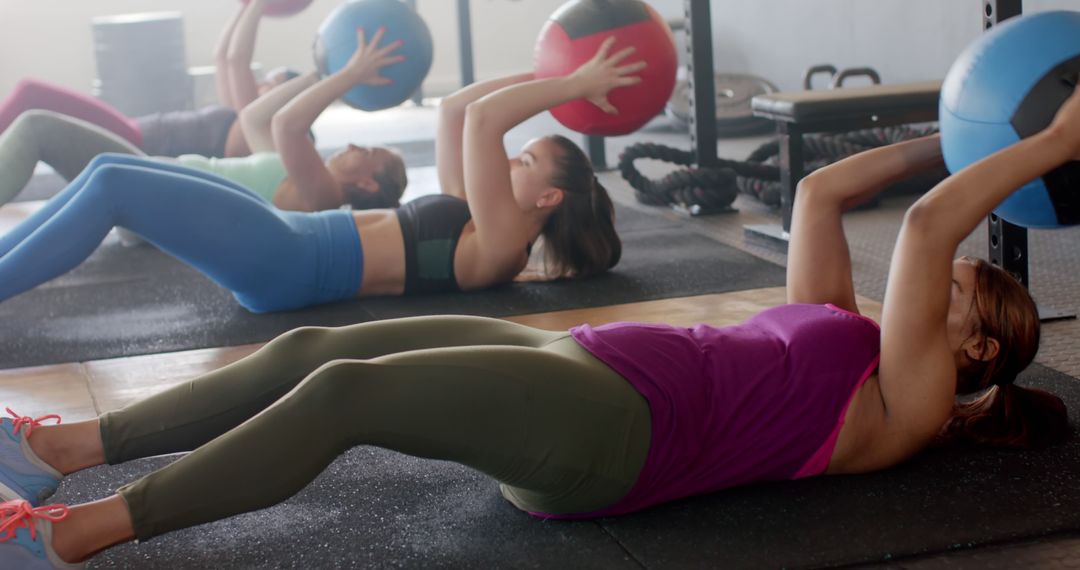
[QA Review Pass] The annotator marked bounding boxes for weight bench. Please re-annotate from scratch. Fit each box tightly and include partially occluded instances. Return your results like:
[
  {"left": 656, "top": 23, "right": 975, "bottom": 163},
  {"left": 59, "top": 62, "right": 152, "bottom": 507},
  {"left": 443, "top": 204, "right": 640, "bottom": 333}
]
[{"left": 744, "top": 80, "right": 942, "bottom": 245}]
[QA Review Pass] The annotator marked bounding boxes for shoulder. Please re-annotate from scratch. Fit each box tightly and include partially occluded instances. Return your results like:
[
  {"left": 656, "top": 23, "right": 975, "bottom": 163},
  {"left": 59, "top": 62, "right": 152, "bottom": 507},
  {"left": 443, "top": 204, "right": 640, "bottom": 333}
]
[
  {"left": 455, "top": 228, "right": 529, "bottom": 290},
  {"left": 829, "top": 374, "right": 943, "bottom": 474}
]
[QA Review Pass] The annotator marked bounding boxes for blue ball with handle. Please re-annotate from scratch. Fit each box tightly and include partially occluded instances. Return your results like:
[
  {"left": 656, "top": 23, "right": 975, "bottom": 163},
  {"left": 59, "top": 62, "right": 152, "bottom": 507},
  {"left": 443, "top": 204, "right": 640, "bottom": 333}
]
[
  {"left": 314, "top": 0, "right": 433, "bottom": 111},
  {"left": 940, "top": 10, "right": 1080, "bottom": 228}
]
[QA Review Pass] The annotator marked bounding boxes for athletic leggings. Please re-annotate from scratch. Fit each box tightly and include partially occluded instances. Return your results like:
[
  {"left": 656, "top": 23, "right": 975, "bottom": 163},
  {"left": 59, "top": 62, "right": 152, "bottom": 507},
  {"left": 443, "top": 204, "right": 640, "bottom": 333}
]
[
  {"left": 99, "top": 316, "right": 652, "bottom": 540},
  {"left": 0, "top": 110, "right": 143, "bottom": 206},
  {"left": 0, "top": 78, "right": 142, "bottom": 146},
  {"left": 0, "top": 153, "right": 362, "bottom": 312}
]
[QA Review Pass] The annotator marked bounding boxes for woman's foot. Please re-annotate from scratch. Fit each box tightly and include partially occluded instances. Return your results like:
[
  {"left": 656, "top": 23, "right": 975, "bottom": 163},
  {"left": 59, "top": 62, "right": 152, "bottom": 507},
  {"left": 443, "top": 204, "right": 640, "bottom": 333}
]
[
  {"left": 0, "top": 408, "right": 63, "bottom": 505},
  {"left": 0, "top": 500, "right": 83, "bottom": 569}
]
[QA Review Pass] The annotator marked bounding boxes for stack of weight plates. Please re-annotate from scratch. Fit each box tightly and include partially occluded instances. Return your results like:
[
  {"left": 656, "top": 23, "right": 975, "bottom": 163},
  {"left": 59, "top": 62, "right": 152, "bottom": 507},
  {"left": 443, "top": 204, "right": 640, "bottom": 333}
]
[
  {"left": 91, "top": 12, "right": 192, "bottom": 116},
  {"left": 666, "top": 73, "right": 778, "bottom": 137}
]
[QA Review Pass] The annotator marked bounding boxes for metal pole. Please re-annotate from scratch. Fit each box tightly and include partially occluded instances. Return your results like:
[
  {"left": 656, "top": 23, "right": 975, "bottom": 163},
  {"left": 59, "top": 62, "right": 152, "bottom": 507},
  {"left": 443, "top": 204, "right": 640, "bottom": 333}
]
[
  {"left": 684, "top": 0, "right": 718, "bottom": 168},
  {"left": 458, "top": 0, "right": 475, "bottom": 86},
  {"left": 984, "top": 1, "right": 1026, "bottom": 283},
  {"left": 405, "top": 0, "right": 423, "bottom": 105},
  {"left": 982, "top": 0, "right": 1072, "bottom": 320}
]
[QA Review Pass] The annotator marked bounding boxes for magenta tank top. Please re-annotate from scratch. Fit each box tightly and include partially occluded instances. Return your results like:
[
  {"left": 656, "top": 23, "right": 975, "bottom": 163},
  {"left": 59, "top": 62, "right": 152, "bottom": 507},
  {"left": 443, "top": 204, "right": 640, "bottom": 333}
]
[{"left": 547, "top": 303, "right": 880, "bottom": 519}]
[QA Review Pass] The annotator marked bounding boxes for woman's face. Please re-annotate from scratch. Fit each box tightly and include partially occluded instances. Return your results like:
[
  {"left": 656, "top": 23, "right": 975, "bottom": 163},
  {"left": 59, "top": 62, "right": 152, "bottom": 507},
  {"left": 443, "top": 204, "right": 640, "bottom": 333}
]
[
  {"left": 257, "top": 69, "right": 296, "bottom": 95},
  {"left": 946, "top": 258, "right": 982, "bottom": 356},
  {"left": 327, "top": 145, "right": 398, "bottom": 191},
  {"left": 509, "top": 138, "right": 561, "bottom": 210}
]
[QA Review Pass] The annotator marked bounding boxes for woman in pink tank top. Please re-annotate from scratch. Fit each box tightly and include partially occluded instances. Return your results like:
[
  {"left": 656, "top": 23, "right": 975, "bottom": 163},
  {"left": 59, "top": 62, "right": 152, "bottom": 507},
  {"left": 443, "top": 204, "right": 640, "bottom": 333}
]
[{"left": 0, "top": 69, "right": 1077, "bottom": 568}]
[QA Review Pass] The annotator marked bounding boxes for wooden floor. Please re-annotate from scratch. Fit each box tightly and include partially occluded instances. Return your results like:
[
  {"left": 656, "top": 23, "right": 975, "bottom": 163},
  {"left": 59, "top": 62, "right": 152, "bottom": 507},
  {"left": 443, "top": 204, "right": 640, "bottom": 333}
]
[{"left": 0, "top": 287, "right": 883, "bottom": 422}]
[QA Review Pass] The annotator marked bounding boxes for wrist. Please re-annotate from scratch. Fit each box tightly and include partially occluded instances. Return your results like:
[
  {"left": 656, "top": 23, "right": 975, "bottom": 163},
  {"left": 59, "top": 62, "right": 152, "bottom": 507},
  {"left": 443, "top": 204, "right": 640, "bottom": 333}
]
[
  {"left": 565, "top": 75, "right": 587, "bottom": 100},
  {"left": 335, "top": 65, "right": 367, "bottom": 86},
  {"left": 1042, "top": 122, "right": 1080, "bottom": 155}
]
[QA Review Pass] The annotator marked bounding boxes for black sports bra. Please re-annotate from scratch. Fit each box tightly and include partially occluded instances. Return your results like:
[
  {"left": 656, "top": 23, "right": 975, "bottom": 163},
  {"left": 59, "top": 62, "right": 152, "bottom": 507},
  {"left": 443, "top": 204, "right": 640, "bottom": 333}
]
[{"left": 395, "top": 194, "right": 472, "bottom": 294}]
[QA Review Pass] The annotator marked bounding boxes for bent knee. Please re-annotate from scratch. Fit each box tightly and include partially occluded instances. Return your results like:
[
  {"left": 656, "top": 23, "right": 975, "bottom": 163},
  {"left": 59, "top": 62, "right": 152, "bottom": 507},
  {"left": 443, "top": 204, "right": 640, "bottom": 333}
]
[
  {"left": 12, "top": 78, "right": 49, "bottom": 97},
  {"left": 9, "top": 108, "right": 51, "bottom": 127},
  {"left": 86, "top": 152, "right": 141, "bottom": 171},
  {"left": 269, "top": 326, "right": 340, "bottom": 349},
  {"left": 298, "top": 359, "right": 371, "bottom": 405}
]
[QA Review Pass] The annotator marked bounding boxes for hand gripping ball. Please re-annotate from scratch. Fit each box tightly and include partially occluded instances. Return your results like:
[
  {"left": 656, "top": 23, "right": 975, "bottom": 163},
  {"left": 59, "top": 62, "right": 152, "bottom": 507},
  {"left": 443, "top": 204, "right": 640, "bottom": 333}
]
[
  {"left": 940, "top": 10, "right": 1080, "bottom": 228},
  {"left": 534, "top": 0, "right": 677, "bottom": 136},
  {"left": 314, "top": 0, "right": 434, "bottom": 111}
]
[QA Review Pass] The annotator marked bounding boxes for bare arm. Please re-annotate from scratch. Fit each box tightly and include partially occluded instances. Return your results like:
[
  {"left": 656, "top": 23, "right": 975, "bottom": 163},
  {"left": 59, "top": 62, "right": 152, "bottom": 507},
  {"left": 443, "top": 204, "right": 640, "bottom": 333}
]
[
  {"left": 271, "top": 27, "right": 403, "bottom": 211},
  {"left": 239, "top": 71, "right": 318, "bottom": 153},
  {"left": 213, "top": 3, "right": 247, "bottom": 108},
  {"left": 788, "top": 135, "right": 944, "bottom": 311},
  {"left": 461, "top": 38, "right": 643, "bottom": 284},
  {"left": 872, "top": 90, "right": 1080, "bottom": 466},
  {"left": 224, "top": 0, "right": 268, "bottom": 110},
  {"left": 437, "top": 72, "right": 534, "bottom": 199}
]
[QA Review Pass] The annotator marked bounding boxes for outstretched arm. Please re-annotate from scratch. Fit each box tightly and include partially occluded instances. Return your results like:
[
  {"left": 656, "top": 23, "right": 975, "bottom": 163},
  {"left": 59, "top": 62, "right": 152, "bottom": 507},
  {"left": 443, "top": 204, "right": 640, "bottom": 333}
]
[
  {"left": 238, "top": 72, "right": 319, "bottom": 153},
  {"left": 213, "top": 3, "right": 247, "bottom": 109},
  {"left": 460, "top": 37, "right": 643, "bottom": 284},
  {"left": 223, "top": 0, "right": 268, "bottom": 110},
  {"left": 871, "top": 88, "right": 1080, "bottom": 467},
  {"left": 787, "top": 135, "right": 944, "bottom": 312},
  {"left": 437, "top": 73, "right": 534, "bottom": 199},
  {"left": 271, "top": 27, "right": 404, "bottom": 211}
]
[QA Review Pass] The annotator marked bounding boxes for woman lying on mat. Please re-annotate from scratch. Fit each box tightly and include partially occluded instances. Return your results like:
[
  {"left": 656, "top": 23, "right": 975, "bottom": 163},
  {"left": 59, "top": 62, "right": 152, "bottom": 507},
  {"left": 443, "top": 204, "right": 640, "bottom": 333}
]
[
  {"left": 0, "top": 0, "right": 289, "bottom": 160},
  {"left": 2, "top": 70, "right": 1075, "bottom": 570},
  {"left": 0, "top": 0, "right": 406, "bottom": 212},
  {"left": 0, "top": 32, "right": 627, "bottom": 313}
]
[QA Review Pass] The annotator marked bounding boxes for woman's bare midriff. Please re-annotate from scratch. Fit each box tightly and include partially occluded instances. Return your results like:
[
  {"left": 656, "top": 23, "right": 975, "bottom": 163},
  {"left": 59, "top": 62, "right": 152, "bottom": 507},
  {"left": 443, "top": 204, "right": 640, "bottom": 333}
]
[
  {"left": 352, "top": 210, "right": 407, "bottom": 296},
  {"left": 826, "top": 373, "right": 891, "bottom": 474}
]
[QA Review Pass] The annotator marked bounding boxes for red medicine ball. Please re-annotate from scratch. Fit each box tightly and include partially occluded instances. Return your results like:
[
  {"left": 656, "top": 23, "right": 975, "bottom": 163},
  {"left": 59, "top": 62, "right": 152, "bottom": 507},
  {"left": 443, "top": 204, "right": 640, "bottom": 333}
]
[{"left": 534, "top": 0, "right": 677, "bottom": 137}]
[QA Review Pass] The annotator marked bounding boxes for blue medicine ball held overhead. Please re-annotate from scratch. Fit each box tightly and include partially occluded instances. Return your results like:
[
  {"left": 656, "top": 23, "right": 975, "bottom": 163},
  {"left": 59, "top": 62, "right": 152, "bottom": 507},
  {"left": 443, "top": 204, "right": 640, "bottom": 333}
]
[
  {"left": 314, "top": 0, "right": 434, "bottom": 111},
  {"left": 940, "top": 10, "right": 1080, "bottom": 228}
]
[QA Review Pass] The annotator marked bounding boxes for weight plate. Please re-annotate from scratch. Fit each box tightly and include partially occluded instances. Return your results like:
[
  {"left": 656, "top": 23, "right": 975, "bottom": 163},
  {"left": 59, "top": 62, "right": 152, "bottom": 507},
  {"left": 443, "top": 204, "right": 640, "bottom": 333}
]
[{"left": 666, "top": 73, "right": 778, "bottom": 136}]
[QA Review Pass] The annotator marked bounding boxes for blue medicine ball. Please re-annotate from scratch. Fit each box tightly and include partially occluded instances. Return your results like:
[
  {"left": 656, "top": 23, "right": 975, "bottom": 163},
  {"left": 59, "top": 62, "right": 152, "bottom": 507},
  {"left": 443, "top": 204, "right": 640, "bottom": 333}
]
[
  {"left": 940, "top": 10, "right": 1080, "bottom": 228},
  {"left": 314, "top": 0, "right": 433, "bottom": 111}
]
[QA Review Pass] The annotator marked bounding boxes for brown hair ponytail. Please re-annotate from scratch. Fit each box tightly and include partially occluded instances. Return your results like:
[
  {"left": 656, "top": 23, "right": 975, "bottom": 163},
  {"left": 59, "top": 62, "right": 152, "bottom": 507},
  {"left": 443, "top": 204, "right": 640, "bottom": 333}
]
[
  {"left": 942, "top": 258, "right": 1070, "bottom": 448},
  {"left": 942, "top": 384, "right": 1069, "bottom": 449},
  {"left": 540, "top": 135, "right": 621, "bottom": 278}
]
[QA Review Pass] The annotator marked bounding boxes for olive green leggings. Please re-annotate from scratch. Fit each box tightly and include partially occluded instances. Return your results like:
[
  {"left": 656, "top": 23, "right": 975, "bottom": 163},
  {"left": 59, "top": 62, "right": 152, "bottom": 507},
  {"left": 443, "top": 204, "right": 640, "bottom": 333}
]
[
  {"left": 0, "top": 109, "right": 141, "bottom": 206},
  {"left": 99, "top": 316, "right": 651, "bottom": 541}
]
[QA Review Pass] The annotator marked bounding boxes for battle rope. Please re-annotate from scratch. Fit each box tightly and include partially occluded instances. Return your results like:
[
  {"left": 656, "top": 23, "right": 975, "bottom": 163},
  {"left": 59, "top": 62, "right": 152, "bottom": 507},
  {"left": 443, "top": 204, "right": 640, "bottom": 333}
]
[{"left": 619, "top": 125, "right": 939, "bottom": 210}]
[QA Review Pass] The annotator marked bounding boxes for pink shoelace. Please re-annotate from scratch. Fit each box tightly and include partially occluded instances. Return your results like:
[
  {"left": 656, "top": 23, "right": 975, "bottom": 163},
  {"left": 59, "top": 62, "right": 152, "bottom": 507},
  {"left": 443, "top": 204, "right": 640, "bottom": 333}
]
[
  {"left": 5, "top": 407, "right": 61, "bottom": 438},
  {"left": 0, "top": 499, "right": 69, "bottom": 542}
]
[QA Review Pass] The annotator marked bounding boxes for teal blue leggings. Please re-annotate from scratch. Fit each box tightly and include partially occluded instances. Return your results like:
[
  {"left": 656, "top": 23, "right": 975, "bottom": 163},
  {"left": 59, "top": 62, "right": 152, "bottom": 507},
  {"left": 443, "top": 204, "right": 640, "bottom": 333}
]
[{"left": 0, "top": 153, "right": 361, "bottom": 312}]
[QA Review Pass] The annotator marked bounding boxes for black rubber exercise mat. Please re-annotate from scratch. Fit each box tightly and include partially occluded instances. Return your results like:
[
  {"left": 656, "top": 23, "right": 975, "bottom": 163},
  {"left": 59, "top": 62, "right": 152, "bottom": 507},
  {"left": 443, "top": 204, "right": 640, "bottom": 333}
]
[
  {"left": 52, "top": 363, "right": 1080, "bottom": 569},
  {"left": 0, "top": 203, "right": 786, "bottom": 369}
]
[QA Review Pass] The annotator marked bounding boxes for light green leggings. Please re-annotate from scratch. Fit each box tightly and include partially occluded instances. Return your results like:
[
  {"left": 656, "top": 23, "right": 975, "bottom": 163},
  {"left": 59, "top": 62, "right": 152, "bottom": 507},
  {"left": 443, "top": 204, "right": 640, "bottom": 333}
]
[
  {"left": 99, "top": 316, "right": 652, "bottom": 541},
  {"left": 0, "top": 110, "right": 142, "bottom": 206}
]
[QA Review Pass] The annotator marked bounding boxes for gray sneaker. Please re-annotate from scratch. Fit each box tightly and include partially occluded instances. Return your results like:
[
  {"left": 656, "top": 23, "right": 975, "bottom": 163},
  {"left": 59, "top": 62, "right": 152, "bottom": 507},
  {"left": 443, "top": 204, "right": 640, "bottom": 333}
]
[
  {"left": 0, "top": 500, "right": 84, "bottom": 569},
  {"left": 0, "top": 409, "right": 63, "bottom": 506}
]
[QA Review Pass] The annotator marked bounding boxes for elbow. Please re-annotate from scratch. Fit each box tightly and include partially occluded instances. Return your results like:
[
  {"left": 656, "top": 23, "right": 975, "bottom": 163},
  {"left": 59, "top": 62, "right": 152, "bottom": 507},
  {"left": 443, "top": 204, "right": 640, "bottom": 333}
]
[
  {"left": 224, "top": 46, "right": 251, "bottom": 68},
  {"left": 901, "top": 198, "right": 947, "bottom": 237},
  {"left": 794, "top": 175, "right": 823, "bottom": 201},
  {"left": 899, "top": 199, "right": 964, "bottom": 246},
  {"left": 270, "top": 113, "right": 304, "bottom": 140},
  {"left": 792, "top": 175, "right": 835, "bottom": 216},
  {"left": 439, "top": 92, "right": 468, "bottom": 117},
  {"left": 238, "top": 108, "right": 258, "bottom": 134},
  {"left": 463, "top": 101, "right": 496, "bottom": 136}
]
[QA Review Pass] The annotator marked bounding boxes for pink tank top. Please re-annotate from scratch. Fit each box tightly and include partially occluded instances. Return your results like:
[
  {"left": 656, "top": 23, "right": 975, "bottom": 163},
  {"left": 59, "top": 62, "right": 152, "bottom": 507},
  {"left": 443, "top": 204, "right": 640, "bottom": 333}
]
[{"left": 545, "top": 303, "right": 880, "bottom": 519}]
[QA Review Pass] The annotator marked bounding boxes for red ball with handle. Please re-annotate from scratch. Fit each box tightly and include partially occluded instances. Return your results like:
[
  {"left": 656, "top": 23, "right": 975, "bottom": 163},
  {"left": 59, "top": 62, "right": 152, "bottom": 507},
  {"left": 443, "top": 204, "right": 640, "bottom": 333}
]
[{"left": 534, "top": 0, "right": 677, "bottom": 136}]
